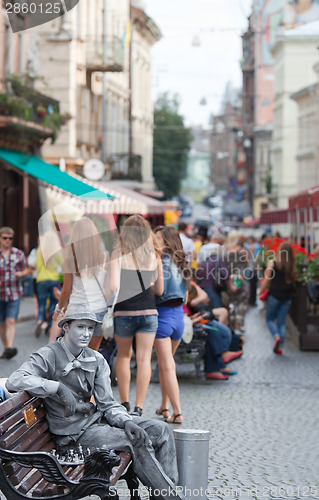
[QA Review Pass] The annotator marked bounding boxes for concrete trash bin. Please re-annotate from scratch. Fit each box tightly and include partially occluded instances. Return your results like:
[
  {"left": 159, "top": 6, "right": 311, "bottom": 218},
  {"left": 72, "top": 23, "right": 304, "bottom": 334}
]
[{"left": 174, "top": 429, "right": 210, "bottom": 500}]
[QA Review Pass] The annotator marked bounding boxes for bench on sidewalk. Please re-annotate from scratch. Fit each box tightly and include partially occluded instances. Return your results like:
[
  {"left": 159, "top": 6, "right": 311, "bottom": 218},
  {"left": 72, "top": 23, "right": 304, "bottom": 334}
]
[{"left": 0, "top": 391, "right": 138, "bottom": 500}]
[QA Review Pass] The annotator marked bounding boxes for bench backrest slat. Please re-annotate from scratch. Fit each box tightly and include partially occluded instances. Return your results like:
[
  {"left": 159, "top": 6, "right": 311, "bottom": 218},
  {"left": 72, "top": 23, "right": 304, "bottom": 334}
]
[
  {"left": 0, "top": 392, "right": 34, "bottom": 419},
  {"left": 1, "top": 418, "right": 49, "bottom": 451},
  {"left": 0, "top": 408, "right": 47, "bottom": 448},
  {"left": 4, "top": 441, "right": 55, "bottom": 486},
  {"left": 18, "top": 469, "right": 44, "bottom": 495},
  {"left": 0, "top": 398, "right": 43, "bottom": 436},
  {"left": 32, "top": 477, "right": 65, "bottom": 498}
]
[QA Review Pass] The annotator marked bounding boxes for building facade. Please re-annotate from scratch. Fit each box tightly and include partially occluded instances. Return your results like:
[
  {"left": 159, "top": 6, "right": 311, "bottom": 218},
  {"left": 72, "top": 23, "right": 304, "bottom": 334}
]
[
  {"left": 291, "top": 82, "right": 318, "bottom": 192},
  {"left": 249, "top": 1, "right": 319, "bottom": 214},
  {"left": 0, "top": 6, "right": 60, "bottom": 251},
  {"left": 271, "top": 22, "right": 319, "bottom": 208},
  {"left": 241, "top": 14, "right": 255, "bottom": 214},
  {"left": 32, "top": 0, "right": 160, "bottom": 188},
  {"left": 209, "top": 84, "right": 242, "bottom": 192},
  {"left": 129, "top": 4, "right": 161, "bottom": 189}
]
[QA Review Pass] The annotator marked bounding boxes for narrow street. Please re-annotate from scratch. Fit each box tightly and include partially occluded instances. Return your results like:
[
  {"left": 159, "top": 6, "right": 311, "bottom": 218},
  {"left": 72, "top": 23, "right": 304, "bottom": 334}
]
[{"left": 1, "top": 301, "right": 319, "bottom": 499}]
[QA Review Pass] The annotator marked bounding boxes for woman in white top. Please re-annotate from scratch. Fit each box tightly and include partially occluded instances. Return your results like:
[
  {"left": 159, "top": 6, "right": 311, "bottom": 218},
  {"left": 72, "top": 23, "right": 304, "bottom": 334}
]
[{"left": 52, "top": 216, "right": 109, "bottom": 351}]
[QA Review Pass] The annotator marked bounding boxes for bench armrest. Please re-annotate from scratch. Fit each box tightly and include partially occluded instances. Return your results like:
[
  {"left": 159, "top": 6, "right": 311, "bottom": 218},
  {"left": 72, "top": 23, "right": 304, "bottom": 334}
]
[{"left": 0, "top": 446, "right": 78, "bottom": 486}]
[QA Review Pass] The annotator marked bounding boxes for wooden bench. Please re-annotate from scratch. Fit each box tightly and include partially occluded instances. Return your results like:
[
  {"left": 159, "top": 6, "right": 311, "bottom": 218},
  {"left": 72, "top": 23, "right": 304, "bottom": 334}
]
[{"left": 0, "top": 391, "right": 139, "bottom": 500}]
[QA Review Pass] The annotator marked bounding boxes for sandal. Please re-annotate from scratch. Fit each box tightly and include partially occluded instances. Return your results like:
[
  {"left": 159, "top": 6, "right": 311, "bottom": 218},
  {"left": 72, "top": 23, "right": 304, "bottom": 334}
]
[
  {"left": 166, "top": 414, "right": 183, "bottom": 425},
  {"left": 122, "top": 401, "right": 130, "bottom": 412},
  {"left": 130, "top": 406, "right": 143, "bottom": 417},
  {"left": 155, "top": 408, "right": 170, "bottom": 420}
]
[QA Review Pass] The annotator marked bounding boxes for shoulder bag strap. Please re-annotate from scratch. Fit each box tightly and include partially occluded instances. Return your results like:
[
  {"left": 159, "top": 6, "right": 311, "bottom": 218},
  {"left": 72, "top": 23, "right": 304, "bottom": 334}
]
[
  {"left": 94, "top": 254, "right": 122, "bottom": 313},
  {"left": 132, "top": 251, "right": 146, "bottom": 292}
]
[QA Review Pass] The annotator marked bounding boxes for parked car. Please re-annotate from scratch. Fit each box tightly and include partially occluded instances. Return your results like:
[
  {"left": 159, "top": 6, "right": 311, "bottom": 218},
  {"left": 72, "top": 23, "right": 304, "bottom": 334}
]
[
  {"left": 193, "top": 219, "right": 213, "bottom": 239},
  {"left": 177, "top": 195, "right": 193, "bottom": 218},
  {"left": 203, "top": 194, "right": 223, "bottom": 208},
  {"left": 208, "top": 207, "right": 223, "bottom": 223}
]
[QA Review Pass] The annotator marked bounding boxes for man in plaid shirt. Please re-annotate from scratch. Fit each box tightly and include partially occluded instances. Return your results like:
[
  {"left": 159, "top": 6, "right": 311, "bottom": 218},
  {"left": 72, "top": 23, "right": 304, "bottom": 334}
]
[{"left": 0, "top": 226, "right": 29, "bottom": 359}]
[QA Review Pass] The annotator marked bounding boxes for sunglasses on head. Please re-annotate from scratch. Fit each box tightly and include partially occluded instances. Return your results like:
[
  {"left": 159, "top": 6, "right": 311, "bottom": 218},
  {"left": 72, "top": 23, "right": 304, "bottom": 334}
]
[{"left": 1, "top": 236, "right": 13, "bottom": 240}]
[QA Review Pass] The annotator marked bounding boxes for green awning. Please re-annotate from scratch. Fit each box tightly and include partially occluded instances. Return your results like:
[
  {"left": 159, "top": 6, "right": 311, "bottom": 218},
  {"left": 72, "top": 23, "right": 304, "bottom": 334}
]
[{"left": 0, "top": 148, "right": 112, "bottom": 200}]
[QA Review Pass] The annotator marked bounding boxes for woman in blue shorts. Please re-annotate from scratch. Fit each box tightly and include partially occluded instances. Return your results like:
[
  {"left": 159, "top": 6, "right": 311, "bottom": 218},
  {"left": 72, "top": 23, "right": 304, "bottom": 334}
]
[
  {"left": 154, "top": 226, "right": 191, "bottom": 424},
  {"left": 110, "top": 216, "right": 163, "bottom": 417}
]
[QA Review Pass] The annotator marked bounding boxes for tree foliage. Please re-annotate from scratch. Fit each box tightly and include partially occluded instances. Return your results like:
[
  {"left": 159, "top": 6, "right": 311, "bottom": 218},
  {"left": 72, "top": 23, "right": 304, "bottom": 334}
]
[{"left": 153, "top": 93, "right": 192, "bottom": 199}]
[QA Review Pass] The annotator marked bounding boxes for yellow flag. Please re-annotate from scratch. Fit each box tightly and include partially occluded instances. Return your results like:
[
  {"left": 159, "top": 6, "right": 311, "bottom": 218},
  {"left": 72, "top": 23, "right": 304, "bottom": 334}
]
[{"left": 123, "top": 19, "right": 133, "bottom": 47}]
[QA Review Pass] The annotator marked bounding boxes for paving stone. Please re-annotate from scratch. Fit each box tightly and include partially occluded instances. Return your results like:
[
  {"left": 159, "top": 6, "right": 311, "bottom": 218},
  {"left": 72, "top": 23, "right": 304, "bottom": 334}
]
[{"left": 1, "top": 306, "right": 319, "bottom": 499}]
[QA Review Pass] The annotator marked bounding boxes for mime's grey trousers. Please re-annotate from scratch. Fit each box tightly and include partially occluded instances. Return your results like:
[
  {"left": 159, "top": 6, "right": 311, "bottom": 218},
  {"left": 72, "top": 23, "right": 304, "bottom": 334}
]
[{"left": 65, "top": 416, "right": 188, "bottom": 500}]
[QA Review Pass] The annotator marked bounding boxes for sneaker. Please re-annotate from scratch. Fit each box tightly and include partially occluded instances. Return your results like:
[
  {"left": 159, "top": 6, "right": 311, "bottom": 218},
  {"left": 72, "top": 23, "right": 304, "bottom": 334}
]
[
  {"left": 0, "top": 347, "right": 18, "bottom": 359},
  {"left": 35, "top": 322, "right": 42, "bottom": 337},
  {"left": 35, "top": 321, "right": 48, "bottom": 337}
]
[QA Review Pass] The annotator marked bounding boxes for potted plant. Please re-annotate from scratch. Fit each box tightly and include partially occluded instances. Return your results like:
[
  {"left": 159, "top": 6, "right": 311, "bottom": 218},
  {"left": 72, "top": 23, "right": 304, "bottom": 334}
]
[
  {"left": 60, "top": 112, "right": 72, "bottom": 125},
  {"left": 7, "top": 96, "right": 30, "bottom": 119},
  {"left": 36, "top": 104, "right": 47, "bottom": 118},
  {"left": 0, "top": 94, "right": 9, "bottom": 115}
]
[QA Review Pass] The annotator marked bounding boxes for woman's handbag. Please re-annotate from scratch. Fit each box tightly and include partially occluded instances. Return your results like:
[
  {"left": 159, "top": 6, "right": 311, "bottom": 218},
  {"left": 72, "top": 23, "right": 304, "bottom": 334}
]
[
  {"left": 182, "top": 314, "right": 194, "bottom": 344},
  {"left": 94, "top": 254, "right": 121, "bottom": 339},
  {"left": 101, "top": 309, "right": 115, "bottom": 339},
  {"left": 259, "top": 289, "right": 269, "bottom": 302}
]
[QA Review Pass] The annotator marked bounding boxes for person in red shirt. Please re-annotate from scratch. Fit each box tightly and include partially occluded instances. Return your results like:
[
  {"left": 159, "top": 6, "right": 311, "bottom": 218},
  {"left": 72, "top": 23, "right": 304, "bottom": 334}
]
[{"left": 0, "top": 226, "right": 29, "bottom": 359}]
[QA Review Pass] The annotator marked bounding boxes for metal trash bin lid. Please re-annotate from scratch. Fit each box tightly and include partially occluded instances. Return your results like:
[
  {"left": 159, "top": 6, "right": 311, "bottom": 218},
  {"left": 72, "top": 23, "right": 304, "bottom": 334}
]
[{"left": 174, "top": 429, "right": 210, "bottom": 441}]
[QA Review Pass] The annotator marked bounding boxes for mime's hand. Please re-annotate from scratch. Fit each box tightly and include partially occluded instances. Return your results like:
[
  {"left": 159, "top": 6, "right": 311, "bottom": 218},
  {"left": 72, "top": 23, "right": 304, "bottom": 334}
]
[
  {"left": 124, "top": 420, "right": 149, "bottom": 447},
  {"left": 56, "top": 383, "right": 76, "bottom": 418}
]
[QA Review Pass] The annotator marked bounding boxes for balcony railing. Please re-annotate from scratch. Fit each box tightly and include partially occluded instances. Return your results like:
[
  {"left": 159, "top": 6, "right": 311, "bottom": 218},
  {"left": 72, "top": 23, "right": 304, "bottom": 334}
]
[
  {"left": 109, "top": 153, "right": 142, "bottom": 181},
  {"left": 86, "top": 36, "right": 124, "bottom": 73},
  {"left": 0, "top": 77, "right": 68, "bottom": 147}
]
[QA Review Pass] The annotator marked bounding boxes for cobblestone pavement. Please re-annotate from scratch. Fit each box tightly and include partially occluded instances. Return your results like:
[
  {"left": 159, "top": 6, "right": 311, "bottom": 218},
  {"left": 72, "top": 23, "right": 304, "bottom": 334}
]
[{"left": 1, "top": 304, "right": 319, "bottom": 500}]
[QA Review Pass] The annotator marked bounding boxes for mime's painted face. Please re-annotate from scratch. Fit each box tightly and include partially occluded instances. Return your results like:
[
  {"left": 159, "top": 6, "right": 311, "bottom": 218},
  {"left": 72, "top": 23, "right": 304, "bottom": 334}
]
[{"left": 63, "top": 319, "right": 95, "bottom": 356}]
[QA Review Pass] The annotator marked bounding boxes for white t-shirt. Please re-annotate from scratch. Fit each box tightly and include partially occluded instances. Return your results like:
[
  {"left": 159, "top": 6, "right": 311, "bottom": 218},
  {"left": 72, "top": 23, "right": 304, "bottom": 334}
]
[
  {"left": 69, "top": 266, "right": 108, "bottom": 313},
  {"left": 197, "top": 243, "right": 220, "bottom": 264},
  {"left": 179, "top": 233, "right": 195, "bottom": 263}
]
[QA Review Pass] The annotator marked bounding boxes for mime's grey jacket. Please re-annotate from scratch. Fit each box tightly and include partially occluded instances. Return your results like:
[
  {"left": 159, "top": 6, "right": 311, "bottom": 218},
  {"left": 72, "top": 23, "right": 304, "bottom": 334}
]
[{"left": 6, "top": 338, "right": 132, "bottom": 437}]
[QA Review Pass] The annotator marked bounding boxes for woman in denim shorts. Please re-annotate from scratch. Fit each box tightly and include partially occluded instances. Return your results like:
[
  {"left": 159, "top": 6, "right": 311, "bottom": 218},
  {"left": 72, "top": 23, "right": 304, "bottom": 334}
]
[
  {"left": 109, "top": 216, "right": 163, "bottom": 416},
  {"left": 154, "top": 226, "right": 191, "bottom": 425}
]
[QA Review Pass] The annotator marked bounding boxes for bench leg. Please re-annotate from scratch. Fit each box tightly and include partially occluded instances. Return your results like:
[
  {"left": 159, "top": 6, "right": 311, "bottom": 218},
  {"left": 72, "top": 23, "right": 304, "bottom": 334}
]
[
  {"left": 122, "top": 462, "right": 141, "bottom": 500},
  {"left": 194, "top": 351, "right": 206, "bottom": 384}
]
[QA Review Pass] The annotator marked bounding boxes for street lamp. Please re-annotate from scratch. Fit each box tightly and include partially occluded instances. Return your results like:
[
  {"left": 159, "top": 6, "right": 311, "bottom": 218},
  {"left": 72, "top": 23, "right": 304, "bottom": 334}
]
[{"left": 192, "top": 35, "right": 201, "bottom": 47}]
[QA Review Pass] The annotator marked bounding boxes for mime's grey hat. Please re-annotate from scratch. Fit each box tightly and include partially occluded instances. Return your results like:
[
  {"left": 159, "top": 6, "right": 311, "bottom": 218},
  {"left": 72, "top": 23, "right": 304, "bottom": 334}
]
[{"left": 58, "top": 303, "right": 102, "bottom": 328}]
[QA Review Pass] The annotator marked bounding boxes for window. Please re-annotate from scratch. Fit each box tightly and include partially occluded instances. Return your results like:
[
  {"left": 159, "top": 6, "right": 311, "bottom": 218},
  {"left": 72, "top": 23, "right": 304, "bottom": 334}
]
[{"left": 259, "top": 147, "right": 264, "bottom": 166}]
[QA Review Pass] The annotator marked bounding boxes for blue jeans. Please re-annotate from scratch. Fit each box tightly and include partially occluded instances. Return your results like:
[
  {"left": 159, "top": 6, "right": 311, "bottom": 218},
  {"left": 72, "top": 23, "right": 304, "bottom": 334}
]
[
  {"left": 114, "top": 314, "right": 158, "bottom": 338},
  {"left": 204, "top": 320, "right": 232, "bottom": 373},
  {"left": 202, "top": 287, "right": 222, "bottom": 308},
  {"left": 266, "top": 295, "right": 292, "bottom": 346},
  {"left": 0, "top": 299, "right": 20, "bottom": 321},
  {"left": 36, "top": 280, "right": 60, "bottom": 327}
]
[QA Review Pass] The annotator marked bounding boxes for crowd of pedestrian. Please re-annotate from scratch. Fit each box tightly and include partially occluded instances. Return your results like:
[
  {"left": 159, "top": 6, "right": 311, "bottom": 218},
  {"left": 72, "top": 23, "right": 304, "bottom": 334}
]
[{"left": 0, "top": 217, "right": 304, "bottom": 419}]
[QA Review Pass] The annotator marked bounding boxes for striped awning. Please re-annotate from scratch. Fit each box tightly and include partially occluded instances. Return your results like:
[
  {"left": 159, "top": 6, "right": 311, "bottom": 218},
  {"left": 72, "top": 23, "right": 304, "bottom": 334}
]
[{"left": 260, "top": 209, "right": 289, "bottom": 224}]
